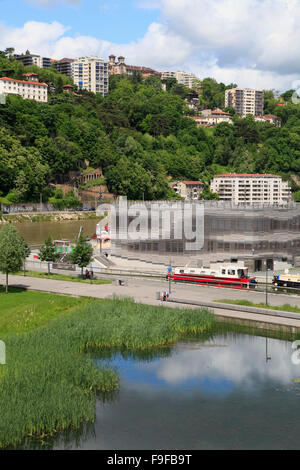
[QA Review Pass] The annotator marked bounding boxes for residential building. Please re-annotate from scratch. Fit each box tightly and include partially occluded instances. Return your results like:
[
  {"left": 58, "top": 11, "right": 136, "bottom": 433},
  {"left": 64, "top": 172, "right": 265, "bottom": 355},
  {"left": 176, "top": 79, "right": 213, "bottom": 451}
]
[
  {"left": 161, "top": 70, "right": 201, "bottom": 89},
  {"left": 14, "top": 53, "right": 51, "bottom": 69},
  {"left": 108, "top": 55, "right": 161, "bottom": 78},
  {"left": 225, "top": 88, "right": 264, "bottom": 117},
  {"left": 191, "top": 108, "right": 233, "bottom": 127},
  {"left": 54, "top": 58, "right": 75, "bottom": 77},
  {"left": 210, "top": 174, "right": 291, "bottom": 205},
  {"left": 169, "top": 181, "right": 204, "bottom": 200},
  {"left": 0, "top": 76, "right": 48, "bottom": 102},
  {"left": 71, "top": 57, "right": 109, "bottom": 96}
]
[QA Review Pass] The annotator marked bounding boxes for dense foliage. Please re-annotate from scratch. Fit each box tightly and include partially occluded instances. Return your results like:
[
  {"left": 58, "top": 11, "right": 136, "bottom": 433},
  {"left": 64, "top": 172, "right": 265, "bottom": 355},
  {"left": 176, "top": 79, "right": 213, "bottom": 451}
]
[{"left": 1, "top": 54, "right": 300, "bottom": 201}]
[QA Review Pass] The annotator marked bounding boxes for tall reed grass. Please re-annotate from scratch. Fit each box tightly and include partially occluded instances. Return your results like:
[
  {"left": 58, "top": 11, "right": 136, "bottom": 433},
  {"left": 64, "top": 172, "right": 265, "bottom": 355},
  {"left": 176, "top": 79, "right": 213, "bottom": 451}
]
[{"left": 0, "top": 296, "right": 214, "bottom": 448}]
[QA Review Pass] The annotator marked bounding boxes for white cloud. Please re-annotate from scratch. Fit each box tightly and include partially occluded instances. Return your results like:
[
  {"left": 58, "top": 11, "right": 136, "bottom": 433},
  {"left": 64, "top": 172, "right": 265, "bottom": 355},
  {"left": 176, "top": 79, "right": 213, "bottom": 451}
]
[
  {"left": 27, "top": 0, "right": 81, "bottom": 7},
  {"left": 2, "top": 0, "right": 300, "bottom": 91}
]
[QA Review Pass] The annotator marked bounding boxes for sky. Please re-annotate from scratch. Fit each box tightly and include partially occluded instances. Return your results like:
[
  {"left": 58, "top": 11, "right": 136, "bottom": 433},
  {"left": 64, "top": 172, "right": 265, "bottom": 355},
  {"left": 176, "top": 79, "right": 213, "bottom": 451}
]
[{"left": 1, "top": 0, "right": 300, "bottom": 92}]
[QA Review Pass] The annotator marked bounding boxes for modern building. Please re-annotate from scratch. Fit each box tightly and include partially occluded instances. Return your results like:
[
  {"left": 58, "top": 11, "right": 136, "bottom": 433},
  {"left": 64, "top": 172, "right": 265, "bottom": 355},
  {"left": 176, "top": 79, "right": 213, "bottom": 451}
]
[
  {"left": 169, "top": 181, "right": 204, "bottom": 200},
  {"left": 109, "top": 200, "right": 300, "bottom": 272},
  {"left": 210, "top": 174, "right": 292, "bottom": 205},
  {"left": 0, "top": 76, "right": 48, "bottom": 102},
  {"left": 225, "top": 88, "right": 264, "bottom": 117},
  {"left": 14, "top": 53, "right": 51, "bottom": 69},
  {"left": 71, "top": 57, "right": 109, "bottom": 96},
  {"left": 161, "top": 70, "right": 201, "bottom": 89},
  {"left": 53, "top": 58, "right": 75, "bottom": 77},
  {"left": 108, "top": 55, "right": 161, "bottom": 78}
]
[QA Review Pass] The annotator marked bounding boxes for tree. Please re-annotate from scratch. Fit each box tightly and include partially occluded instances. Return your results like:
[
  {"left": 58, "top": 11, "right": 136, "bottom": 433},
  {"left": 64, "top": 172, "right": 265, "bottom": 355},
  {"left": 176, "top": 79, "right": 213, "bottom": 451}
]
[
  {"left": 68, "top": 234, "right": 93, "bottom": 278},
  {"left": 0, "top": 224, "right": 29, "bottom": 293},
  {"left": 38, "top": 236, "right": 59, "bottom": 274}
]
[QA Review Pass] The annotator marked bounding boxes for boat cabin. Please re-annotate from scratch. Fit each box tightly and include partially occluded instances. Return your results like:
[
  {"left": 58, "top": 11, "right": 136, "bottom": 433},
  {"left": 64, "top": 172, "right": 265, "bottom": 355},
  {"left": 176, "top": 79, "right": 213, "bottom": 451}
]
[{"left": 174, "top": 262, "right": 249, "bottom": 279}]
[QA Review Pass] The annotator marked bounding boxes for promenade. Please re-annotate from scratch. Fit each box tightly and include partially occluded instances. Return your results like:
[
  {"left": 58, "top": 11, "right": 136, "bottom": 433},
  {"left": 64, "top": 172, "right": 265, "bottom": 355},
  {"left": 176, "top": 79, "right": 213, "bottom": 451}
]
[{"left": 2, "top": 273, "right": 300, "bottom": 332}]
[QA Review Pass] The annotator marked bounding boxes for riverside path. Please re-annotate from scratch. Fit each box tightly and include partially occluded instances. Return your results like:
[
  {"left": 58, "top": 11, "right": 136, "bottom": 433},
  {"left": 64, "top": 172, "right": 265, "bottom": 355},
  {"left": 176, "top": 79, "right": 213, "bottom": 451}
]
[{"left": 1, "top": 273, "right": 300, "bottom": 332}]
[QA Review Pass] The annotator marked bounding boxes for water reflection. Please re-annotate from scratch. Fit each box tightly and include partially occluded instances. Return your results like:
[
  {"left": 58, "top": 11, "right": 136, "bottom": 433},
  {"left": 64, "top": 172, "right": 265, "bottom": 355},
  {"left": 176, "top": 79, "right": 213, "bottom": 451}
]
[{"left": 51, "top": 332, "right": 300, "bottom": 450}]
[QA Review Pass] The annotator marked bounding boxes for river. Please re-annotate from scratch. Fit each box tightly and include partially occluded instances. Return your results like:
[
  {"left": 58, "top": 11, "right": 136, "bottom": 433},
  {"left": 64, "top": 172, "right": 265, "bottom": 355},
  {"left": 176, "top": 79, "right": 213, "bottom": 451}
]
[{"left": 13, "top": 219, "right": 99, "bottom": 246}]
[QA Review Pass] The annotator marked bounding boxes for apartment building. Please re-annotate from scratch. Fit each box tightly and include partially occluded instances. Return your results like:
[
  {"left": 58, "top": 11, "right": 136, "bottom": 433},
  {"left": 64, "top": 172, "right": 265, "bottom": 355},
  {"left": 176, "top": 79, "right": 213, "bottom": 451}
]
[
  {"left": 161, "top": 70, "right": 201, "bottom": 89},
  {"left": 54, "top": 58, "right": 75, "bottom": 77},
  {"left": 108, "top": 55, "right": 161, "bottom": 78},
  {"left": 71, "top": 57, "right": 109, "bottom": 96},
  {"left": 14, "top": 53, "right": 51, "bottom": 69},
  {"left": 225, "top": 88, "right": 264, "bottom": 117},
  {"left": 0, "top": 76, "right": 48, "bottom": 102},
  {"left": 210, "top": 174, "right": 291, "bottom": 205}
]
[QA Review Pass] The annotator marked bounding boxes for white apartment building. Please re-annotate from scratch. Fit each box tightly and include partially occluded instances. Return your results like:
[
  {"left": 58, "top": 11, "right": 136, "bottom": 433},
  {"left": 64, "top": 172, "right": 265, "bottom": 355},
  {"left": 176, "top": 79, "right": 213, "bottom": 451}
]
[
  {"left": 210, "top": 174, "right": 292, "bottom": 205},
  {"left": 161, "top": 70, "right": 200, "bottom": 89},
  {"left": 225, "top": 88, "right": 264, "bottom": 117},
  {"left": 0, "top": 76, "right": 48, "bottom": 102},
  {"left": 71, "top": 57, "right": 109, "bottom": 96}
]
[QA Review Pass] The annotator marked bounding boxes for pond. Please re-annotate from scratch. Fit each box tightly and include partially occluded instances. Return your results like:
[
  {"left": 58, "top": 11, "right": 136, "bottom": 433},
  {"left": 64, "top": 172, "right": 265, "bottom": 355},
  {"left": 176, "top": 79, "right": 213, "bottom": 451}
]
[{"left": 51, "top": 330, "right": 300, "bottom": 450}]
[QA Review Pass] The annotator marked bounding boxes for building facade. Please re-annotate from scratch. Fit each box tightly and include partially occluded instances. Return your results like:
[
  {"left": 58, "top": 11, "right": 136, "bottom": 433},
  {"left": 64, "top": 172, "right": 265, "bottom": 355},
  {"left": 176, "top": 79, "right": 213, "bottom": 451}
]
[
  {"left": 225, "top": 88, "right": 264, "bottom": 117},
  {"left": 54, "top": 58, "right": 75, "bottom": 77},
  {"left": 191, "top": 109, "right": 233, "bottom": 127},
  {"left": 169, "top": 181, "right": 204, "bottom": 200},
  {"left": 108, "top": 55, "right": 161, "bottom": 78},
  {"left": 71, "top": 57, "right": 109, "bottom": 96},
  {"left": 0, "top": 76, "right": 48, "bottom": 102},
  {"left": 14, "top": 54, "right": 51, "bottom": 69},
  {"left": 161, "top": 70, "right": 201, "bottom": 89},
  {"left": 210, "top": 174, "right": 292, "bottom": 205},
  {"left": 109, "top": 201, "right": 300, "bottom": 272}
]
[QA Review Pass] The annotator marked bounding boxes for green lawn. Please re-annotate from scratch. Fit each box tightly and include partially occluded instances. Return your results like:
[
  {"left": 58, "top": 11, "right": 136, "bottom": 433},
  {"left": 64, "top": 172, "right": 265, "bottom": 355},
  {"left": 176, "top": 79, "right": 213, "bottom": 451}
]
[
  {"left": 215, "top": 299, "right": 300, "bottom": 314},
  {"left": 16, "top": 270, "right": 112, "bottom": 285},
  {"left": 0, "top": 287, "right": 93, "bottom": 336}
]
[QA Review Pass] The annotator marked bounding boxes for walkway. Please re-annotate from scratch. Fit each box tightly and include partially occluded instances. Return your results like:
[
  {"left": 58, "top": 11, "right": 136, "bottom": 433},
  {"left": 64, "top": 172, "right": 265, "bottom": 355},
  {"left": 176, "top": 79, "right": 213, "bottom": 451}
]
[{"left": 1, "top": 274, "right": 300, "bottom": 332}]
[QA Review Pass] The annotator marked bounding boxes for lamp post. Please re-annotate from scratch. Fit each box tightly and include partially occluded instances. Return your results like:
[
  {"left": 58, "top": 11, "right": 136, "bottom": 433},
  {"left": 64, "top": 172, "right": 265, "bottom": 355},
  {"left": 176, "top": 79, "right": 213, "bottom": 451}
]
[{"left": 266, "top": 266, "right": 269, "bottom": 306}]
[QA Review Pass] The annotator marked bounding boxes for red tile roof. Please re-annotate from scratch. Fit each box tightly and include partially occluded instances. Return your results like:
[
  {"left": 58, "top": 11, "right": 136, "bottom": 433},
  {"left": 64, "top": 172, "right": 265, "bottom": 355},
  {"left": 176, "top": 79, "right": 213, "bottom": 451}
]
[
  {"left": 23, "top": 72, "right": 38, "bottom": 76},
  {"left": 0, "top": 77, "right": 47, "bottom": 86},
  {"left": 215, "top": 173, "right": 280, "bottom": 178},
  {"left": 183, "top": 181, "right": 204, "bottom": 185}
]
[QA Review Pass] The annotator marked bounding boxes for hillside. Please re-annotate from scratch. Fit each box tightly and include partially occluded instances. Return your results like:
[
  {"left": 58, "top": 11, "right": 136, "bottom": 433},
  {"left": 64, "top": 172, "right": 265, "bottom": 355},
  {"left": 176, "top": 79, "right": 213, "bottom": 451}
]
[{"left": 1, "top": 55, "right": 300, "bottom": 202}]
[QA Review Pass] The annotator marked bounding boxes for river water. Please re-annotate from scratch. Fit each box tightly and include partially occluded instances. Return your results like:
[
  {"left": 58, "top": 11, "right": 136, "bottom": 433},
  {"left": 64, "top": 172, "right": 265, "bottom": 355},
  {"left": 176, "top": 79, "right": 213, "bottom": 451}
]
[
  {"left": 51, "top": 330, "right": 300, "bottom": 450},
  {"left": 13, "top": 219, "right": 99, "bottom": 246}
]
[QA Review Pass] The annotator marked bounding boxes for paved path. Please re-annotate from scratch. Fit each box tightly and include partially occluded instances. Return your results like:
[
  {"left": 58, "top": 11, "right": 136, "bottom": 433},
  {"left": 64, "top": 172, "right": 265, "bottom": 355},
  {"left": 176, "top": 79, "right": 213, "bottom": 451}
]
[{"left": 2, "top": 274, "right": 300, "bottom": 331}]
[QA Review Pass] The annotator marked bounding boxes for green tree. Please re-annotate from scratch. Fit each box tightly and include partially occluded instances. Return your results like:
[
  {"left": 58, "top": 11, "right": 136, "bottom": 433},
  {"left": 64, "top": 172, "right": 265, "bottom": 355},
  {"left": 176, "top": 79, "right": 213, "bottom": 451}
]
[
  {"left": 0, "top": 224, "right": 29, "bottom": 293},
  {"left": 38, "top": 236, "right": 59, "bottom": 274},
  {"left": 68, "top": 234, "right": 93, "bottom": 278}
]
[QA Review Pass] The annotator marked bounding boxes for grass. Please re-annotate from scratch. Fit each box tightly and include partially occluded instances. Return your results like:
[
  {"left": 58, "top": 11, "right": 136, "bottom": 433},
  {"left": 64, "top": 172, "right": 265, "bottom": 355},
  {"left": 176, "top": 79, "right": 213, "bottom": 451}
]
[
  {"left": 215, "top": 299, "right": 300, "bottom": 314},
  {"left": 0, "top": 292, "right": 214, "bottom": 448},
  {"left": 0, "top": 287, "right": 92, "bottom": 336},
  {"left": 16, "top": 270, "right": 112, "bottom": 285}
]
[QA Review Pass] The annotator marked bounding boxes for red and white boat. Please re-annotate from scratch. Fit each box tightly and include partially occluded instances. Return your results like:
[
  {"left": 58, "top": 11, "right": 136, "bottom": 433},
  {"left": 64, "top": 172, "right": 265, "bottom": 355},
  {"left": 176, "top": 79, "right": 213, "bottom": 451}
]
[{"left": 169, "top": 262, "right": 256, "bottom": 290}]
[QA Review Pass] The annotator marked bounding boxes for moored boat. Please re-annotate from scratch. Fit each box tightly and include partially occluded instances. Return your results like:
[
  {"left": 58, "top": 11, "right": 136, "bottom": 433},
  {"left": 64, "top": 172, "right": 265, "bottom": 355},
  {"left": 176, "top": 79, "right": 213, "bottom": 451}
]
[{"left": 169, "top": 261, "right": 256, "bottom": 290}]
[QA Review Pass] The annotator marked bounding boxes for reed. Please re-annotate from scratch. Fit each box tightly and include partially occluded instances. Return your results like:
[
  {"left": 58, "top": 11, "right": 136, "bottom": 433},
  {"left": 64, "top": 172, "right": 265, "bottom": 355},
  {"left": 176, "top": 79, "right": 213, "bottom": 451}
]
[{"left": 0, "top": 295, "right": 214, "bottom": 448}]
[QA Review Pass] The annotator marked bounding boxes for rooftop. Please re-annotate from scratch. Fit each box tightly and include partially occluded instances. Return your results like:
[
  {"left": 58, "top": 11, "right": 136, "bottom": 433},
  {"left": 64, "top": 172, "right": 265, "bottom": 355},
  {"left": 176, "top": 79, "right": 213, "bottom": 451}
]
[{"left": 0, "top": 77, "right": 47, "bottom": 86}]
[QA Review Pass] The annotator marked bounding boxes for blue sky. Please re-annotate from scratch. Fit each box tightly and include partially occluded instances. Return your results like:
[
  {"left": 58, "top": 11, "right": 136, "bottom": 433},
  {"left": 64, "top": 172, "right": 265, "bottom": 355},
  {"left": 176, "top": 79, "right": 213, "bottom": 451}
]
[
  {"left": 1, "top": 0, "right": 300, "bottom": 91},
  {"left": 0, "top": 0, "right": 160, "bottom": 44}
]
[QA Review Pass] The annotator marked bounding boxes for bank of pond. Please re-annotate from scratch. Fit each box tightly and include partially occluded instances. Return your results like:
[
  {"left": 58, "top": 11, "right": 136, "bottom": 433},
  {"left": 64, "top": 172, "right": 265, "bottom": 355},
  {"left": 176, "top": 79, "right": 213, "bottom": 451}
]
[{"left": 0, "top": 291, "right": 299, "bottom": 450}]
